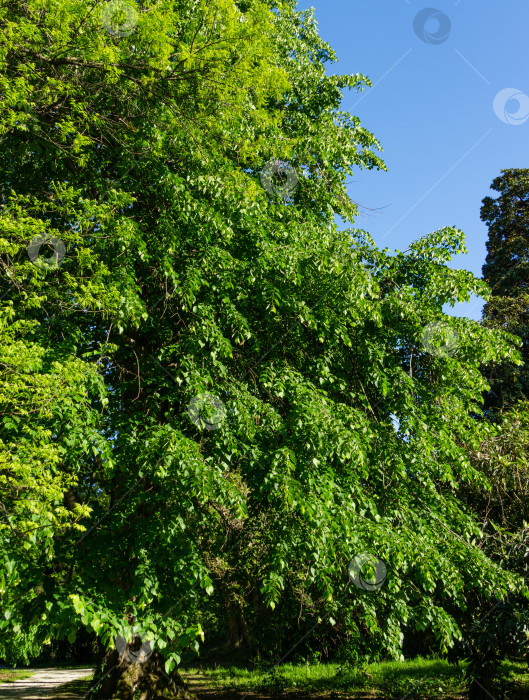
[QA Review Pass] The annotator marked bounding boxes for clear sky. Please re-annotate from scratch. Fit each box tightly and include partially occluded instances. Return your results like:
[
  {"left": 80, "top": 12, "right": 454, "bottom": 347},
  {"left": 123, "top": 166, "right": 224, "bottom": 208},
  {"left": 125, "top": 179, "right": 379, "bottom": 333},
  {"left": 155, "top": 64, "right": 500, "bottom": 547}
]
[{"left": 295, "top": 0, "right": 529, "bottom": 320}]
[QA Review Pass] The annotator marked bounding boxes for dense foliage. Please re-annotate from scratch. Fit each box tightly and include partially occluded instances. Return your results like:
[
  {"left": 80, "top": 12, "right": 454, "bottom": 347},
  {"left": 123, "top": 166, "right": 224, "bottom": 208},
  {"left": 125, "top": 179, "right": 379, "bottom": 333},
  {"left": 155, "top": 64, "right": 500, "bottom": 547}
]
[
  {"left": 481, "top": 169, "right": 529, "bottom": 414},
  {"left": 0, "top": 2, "right": 527, "bottom": 697},
  {"left": 455, "top": 170, "right": 529, "bottom": 698}
]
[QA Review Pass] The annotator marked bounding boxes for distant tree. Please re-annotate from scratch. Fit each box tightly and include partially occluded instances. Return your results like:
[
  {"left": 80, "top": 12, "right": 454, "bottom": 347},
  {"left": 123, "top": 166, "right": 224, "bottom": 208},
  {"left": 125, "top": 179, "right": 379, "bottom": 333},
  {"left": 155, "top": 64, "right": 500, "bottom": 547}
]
[
  {"left": 454, "top": 170, "right": 529, "bottom": 699},
  {"left": 458, "top": 402, "right": 529, "bottom": 699},
  {"left": 481, "top": 169, "right": 529, "bottom": 414}
]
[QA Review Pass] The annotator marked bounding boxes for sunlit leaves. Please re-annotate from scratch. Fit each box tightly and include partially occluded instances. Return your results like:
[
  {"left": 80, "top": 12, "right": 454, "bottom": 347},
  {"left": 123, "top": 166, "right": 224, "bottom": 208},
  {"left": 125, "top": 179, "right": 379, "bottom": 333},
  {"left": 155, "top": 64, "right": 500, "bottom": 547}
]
[{"left": 0, "top": 0, "right": 525, "bottom": 674}]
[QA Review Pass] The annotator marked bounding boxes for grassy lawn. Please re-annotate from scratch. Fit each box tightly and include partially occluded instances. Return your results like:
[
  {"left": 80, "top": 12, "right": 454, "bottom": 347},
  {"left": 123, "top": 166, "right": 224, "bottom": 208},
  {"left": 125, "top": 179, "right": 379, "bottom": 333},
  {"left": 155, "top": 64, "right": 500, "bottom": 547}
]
[
  {"left": 0, "top": 669, "right": 35, "bottom": 683},
  {"left": 181, "top": 657, "right": 529, "bottom": 699},
  {"left": 2, "top": 660, "right": 526, "bottom": 699}
]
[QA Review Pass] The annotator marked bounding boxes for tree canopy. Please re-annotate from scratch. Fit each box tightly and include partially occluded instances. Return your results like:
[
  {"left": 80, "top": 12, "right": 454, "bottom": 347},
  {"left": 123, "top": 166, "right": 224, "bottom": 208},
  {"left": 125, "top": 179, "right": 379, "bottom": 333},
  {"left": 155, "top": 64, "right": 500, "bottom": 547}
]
[
  {"left": 0, "top": 1, "right": 527, "bottom": 697},
  {"left": 481, "top": 168, "right": 529, "bottom": 414}
]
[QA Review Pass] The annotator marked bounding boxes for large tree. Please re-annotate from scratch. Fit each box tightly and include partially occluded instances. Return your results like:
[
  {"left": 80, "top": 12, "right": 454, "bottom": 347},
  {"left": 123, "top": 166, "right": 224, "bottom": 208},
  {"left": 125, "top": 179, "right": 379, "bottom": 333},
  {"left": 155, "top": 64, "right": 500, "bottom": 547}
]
[
  {"left": 454, "top": 170, "right": 529, "bottom": 698},
  {"left": 0, "top": 2, "right": 526, "bottom": 699},
  {"left": 481, "top": 168, "right": 529, "bottom": 414},
  {"left": 456, "top": 401, "right": 529, "bottom": 699}
]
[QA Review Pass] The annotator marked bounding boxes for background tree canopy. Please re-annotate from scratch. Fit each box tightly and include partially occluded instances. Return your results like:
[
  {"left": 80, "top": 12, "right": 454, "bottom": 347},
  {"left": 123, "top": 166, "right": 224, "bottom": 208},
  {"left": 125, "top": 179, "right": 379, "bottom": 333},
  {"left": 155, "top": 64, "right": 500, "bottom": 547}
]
[
  {"left": 0, "top": 2, "right": 527, "bottom": 698},
  {"left": 481, "top": 168, "right": 529, "bottom": 415}
]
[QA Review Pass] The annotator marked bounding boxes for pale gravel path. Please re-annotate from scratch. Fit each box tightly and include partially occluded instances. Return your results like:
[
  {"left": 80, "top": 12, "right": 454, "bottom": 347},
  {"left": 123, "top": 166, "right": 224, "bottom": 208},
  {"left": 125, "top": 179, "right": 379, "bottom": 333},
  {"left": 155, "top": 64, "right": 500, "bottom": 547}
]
[{"left": 0, "top": 668, "right": 93, "bottom": 699}]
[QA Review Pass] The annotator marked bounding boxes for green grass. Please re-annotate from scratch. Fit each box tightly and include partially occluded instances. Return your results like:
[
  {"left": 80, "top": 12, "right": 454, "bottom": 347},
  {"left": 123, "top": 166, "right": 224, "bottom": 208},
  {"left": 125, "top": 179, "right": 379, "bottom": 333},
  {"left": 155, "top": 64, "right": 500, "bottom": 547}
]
[
  {"left": 0, "top": 669, "right": 35, "bottom": 683},
  {"left": 182, "top": 657, "right": 529, "bottom": 699}
]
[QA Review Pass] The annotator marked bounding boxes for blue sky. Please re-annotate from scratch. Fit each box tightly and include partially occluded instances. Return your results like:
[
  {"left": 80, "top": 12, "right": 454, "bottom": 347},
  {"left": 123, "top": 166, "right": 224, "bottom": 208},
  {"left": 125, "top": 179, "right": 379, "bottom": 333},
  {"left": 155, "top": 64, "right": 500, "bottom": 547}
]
[{"left": 295, "top": 0, "right": 529, "bottom": 320}]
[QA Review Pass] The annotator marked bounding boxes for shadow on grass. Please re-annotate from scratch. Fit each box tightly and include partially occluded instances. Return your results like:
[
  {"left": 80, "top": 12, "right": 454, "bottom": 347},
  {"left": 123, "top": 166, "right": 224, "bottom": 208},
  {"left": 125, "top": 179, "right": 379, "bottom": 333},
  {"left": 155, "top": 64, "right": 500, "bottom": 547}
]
[{"left": 182, "top": 659, "right": 469, "bottom": 700}]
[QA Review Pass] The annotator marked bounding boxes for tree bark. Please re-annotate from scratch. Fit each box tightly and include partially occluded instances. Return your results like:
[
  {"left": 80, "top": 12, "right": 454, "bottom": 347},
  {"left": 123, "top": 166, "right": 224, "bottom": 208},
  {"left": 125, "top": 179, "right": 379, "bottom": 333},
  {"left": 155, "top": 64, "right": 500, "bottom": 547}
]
[
  {"left": 224, "top": 602, "right": 252, "bottom": 653},
  {"left": 92, "top": 637, "right": 197, "bottom": 700}
]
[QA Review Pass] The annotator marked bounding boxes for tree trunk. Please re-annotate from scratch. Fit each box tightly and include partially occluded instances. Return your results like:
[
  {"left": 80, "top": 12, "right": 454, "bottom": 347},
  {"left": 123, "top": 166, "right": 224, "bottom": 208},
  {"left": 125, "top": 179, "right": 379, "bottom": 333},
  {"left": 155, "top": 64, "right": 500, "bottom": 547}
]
[
  {"left": 92, "top": 637, "right": 197, "bottom": 700},
  {"left": 468, "top": 678, "right": 499, "bottom": 700},
  {"left": 468, "top": 665, "right": 501, "bottom": 700},
  {"left": 225, "top": 604, "right": 252, "bottom": 653}
]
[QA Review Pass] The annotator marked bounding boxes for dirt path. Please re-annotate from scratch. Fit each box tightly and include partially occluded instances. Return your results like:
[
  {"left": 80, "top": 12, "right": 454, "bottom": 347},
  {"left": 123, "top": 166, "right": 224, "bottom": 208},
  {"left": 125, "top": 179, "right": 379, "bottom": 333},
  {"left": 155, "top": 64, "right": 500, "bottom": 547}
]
[{"left": 0, "top": 668, "right": 93, "bottom": 699}]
